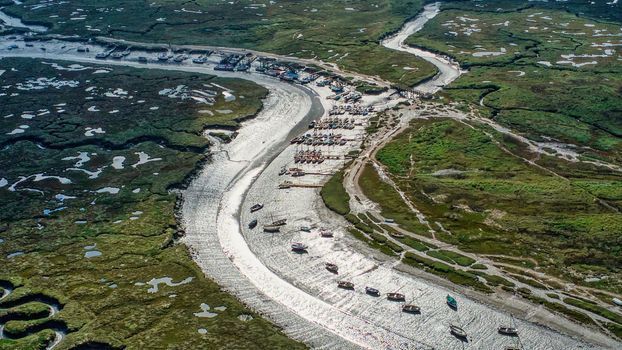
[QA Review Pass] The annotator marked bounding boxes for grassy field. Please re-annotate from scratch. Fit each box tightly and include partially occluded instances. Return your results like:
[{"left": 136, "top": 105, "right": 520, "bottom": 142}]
[
  {"left": 405, "top": 2, "right": 622, "bottom": 164},
  {"left": 0, "top": 58, "right": 304, "bottom": 349},
  {"left": 367, "top": 118, "right": 622, "bottom": 294},
  {"left": 3, "top": 0, "right": 437, "bottom": 89}
]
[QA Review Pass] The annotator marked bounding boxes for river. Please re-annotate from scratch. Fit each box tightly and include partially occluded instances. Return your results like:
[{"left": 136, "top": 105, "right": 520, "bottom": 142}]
[{"left": 0, "top": 3, "right": 617, "bottom": 350}]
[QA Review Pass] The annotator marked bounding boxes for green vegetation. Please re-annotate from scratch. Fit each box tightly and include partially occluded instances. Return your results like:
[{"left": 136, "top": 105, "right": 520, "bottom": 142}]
[
  {"left": 358, "top": 163, "right": 430, "bottom": 235},
  {"left": 0, "top": 58, "right": 303, "bottom": 349},
  {"left": 320, "top": 170, "right": 350, "bottom": 215},
  {"left": 369, "top": 118, "right": 622, "bottom": 293},
  {"left": 563, "top": 298, "right": 622, "bottom": 325},
  {"left": 4, "top": 0, "right": 437, "bottom": 89},
  {"left": 403, "top": 252, "right": 492, "bottom": 293}
]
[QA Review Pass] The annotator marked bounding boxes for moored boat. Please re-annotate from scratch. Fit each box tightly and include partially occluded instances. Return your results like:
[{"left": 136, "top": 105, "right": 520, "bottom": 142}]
[
  {"left": 402, "top": 304, "right": 420, "bottom": 314},
  {"left": 450, "top": 324, "right": 467, "bottom": 339},
  {"left": 271, "top": 219, "right": 287, "bottom": 226},
  {"left": 291, "top": 242, "right": 307, "bottom": 252},
  {"left": 447, "top": 294, "right": 458, "bottom": 309},
  {"left": 320, "top": 229, "right": 333, "bottom": 238},
  {"left": 263, "top": 225, "right": 280, "bottom": 232},
  {"left": 250, "top": 203, "right": 263, "bottom": 212},
  {"left": 365, "top": 287, "right": 380, "bottom": 296},
  {"left": 387, "top": 292, "right": 405, "bottom": 301},
  {"left": 325, "top": 263, "right": 338, "bottom": 274},
  {"left": 498, "top": 326, "right": 518, "bottom": 336},
  {"left": 338, "top": 281, "right": 354, "bottom": 290}
]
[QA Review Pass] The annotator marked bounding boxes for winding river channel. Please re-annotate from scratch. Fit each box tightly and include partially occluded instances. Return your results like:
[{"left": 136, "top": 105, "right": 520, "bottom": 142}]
[{"left": 0, "top": 2, "right": 617, "bottom": 349}]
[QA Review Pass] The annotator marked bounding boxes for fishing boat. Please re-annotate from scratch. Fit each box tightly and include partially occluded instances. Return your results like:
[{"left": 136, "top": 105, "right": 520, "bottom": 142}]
[
  {"left": 325, "top": 263, "right": 338, "bottom": 274},
  {"left": 271, "top": 219, "right": 287, "bottom": 226},
  {"left": 291, "top": 242, "right": 307, "bottom": 252},
  {"left": 450, "top": 324, "right": 467, "bottom": 339},
  {"left": 402, "top": 304, "right": 421, "bottom": 314},
  {"left": 338, "top": 281, "right": 354, "bottom": 290},
  {"left": 365, "top": 287, "right": 380, "bottom": 296},
  {"left": 248, "top": 219, "right": 258, "bottom": 229},
  {"left": 263, "top": 225, "right": 280, "bottom": 233},
  {"left": 498, "top": 326, "right": 518, "bottom": 336},
  {"left": 446, "top": 294, "right": 458, "bottom": 309},
  {"left": 387, "top": 292, "right": 405, "bottom": 301},
  {"left": 250, "top": 204, "right": 263, "bottom": 212}
]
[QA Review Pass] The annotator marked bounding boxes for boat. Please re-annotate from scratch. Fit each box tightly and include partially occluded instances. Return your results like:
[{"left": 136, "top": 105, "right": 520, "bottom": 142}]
[
  {"left": 173, "top": 54, "right": 188, "bottom": 62},
  {"left": 291, "top": 242, "right": 307, "bottom": 252},
  {"left": 157, "top": 52, "right": 172, "bottom": 61},
  {"left": 447, "top": 294, "right": 458, "bottom": 309},
  {"left": 279, "top": 181, "right": 293, "bottom": 189},
  {"left": 388, "top": 232, "right": 405, "bottom": 239},
  {"left": 111, "top": 51, "right": 124, "bottom": 59},
  {"left": 271, "top": 219, "right": 287, "bottom": 226},
  {"left": 402, "top": 304, "right": 421, "bottom": 314},
  {"left": 387, "top": 292, "right": 405, "bottom": 301},
  {"left": 365, "top": 287, "right": 380, "bottom": 296},
  {"left": 250, "top": 204, "right": 263, "bottom": 212},
  {"left": 138, "top": 56, "right": 148, "bottom": 63},
  {"left": 248, "top": 219, "right": 258, "bottom": 229},
  {"left": 300, "top": 226, "right": 311, "bottom": 232},
  {"left": 338, "top": 281, "right": 354, "bottom": 290},
  {"left": 95, "top": 52, "right": 108, "bottom": 59},
  {"left": 387, "top": 293, "right": 406, "bottom": 301},
  {"left": 278, "top": 167, "right": 287, "bottom": 176},
  {"left": 192, "top": 55, "right": 208, "bottom": 64},
  {"left": 450, "top": 324, "right": 467, "bottom": 339},
  {"left": 498, "top": 326, "right": 518, "bottom": 336},
  {"left": 263, "top": 225, "right": 280, "bottom": 233},
  {"left": 320, "top": 229, "right": 333, "bottom": 238},
  {"left": 325, "top": 263, "right": 338, "bottom": 274},
  {"left": 504, "top": 347, "right": 521, "bottom": 350}
]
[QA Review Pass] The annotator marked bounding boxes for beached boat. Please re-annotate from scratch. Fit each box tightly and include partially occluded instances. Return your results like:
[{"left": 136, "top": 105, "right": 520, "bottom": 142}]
[
  {"left": 325, "top": 263, "right": 338, "bottom": 274},
  {"left": 388, "top": 232, "right": 405, "bottom": 239},
  {"left": 338, "top": 281, "right": 354, "bottom": 290},
  {"left": 498, "top": 326, "right": 518, "bottom": 336},
  {"left": 365, "top": 287, "right": 380, "bottom": 296},
  {"left": 291, "top": 242, "right": 307, "bottom": 252},
  {"left": 157, "top": 52, "right": 172, "bottom": 61},
  {"left": 248, "top": 219, "right": 258, "bottom": 229},
  {"left": 387, "top": 292, "right": 405, "bottom": 301},
  {"left": 402, "top": 304, "right": 421, "bottom": 314},
  {"left": 320, "top": 229, "right": 333, "bottom": 238},
  {"left": 263, "top": 225, "right": 280, "bottom": 233},
  {"left": 300, "top": 226, "right": 311, "bottom": 232},
  {"left": 137, "top": 56, "right": 148, "bottom": 63},
  {"left": 450, "top": 324, "right": 467, "bottom": 339},
  {"left": 447, "top": 294, "right": 458, "bottom": 309},
  {"left": 192, "top": 55, "right": 208, "bottom": 64},
  {"left": 173, "top": 54, "right": 188, "bottom": 62},
  {"left": 250, "top": 204, "right": 263, "bottom": 212},
  {"left": 271, "top": 219, "right": 287, "bottom": 226}
]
